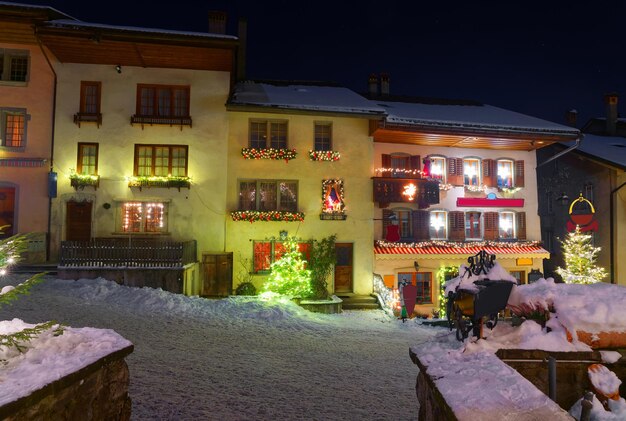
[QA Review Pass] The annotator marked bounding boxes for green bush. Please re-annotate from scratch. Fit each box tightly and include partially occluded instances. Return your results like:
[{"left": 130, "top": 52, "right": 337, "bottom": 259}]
[{"left": 235, "top": 281, "right": 257, "bottom": 296}]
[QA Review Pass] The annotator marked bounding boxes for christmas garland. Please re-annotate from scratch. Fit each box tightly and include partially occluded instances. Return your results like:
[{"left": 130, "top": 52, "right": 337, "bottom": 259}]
[
  {"left": 375, "top": 239, "right": 542, "bottom": 249},
  {"left": 231, "top": 210, "right": 305, "bottom": 222},
  {"left": 309, "top": 150, "right": 340, "bottom": 161},
  {"left": 241, "top": 148, "right": 297, "bottom": 161}
]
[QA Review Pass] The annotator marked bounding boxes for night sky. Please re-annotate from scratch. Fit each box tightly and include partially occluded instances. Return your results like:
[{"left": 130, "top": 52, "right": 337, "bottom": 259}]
[{"left": 19, "top": 0, "right": 626, "bottom": 127}]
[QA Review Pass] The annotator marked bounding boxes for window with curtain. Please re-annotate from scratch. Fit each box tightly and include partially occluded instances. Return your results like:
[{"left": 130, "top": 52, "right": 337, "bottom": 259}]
[
  {"left": 463, "top": 158, "right": 481, "bottom": 186},
  {"left": 429, "top": 156, "right": 446, "bottom": 181},
  {"left": 77, "top": 143, "right": 98, "bottom": 175},
  {"left": 314, "top": 122, "right": 332, "bottom": 151},
  {"left": 465, "top": 211, "right": 482, "bottom": 239},
  {"left": 497, "top": 159, "right": 514, "bottom": 188},
  {"left": 119, "top": 202, "right": 168, "bottom": 233},
  {"left": 134, "top": 145, "right": 188, "bottom": 177},
  {"left": 499, "top": 211, "right": 515, "bottom": 239},
  {"left": 136, "top": 84, "right": 190, "bottom": 117},
  {"left": 249, "top": 120, "right": 288, "bottom": 149},
  {"left": 0, "top": 49, "right": 29, "bottom": 82},
  {"left": 238, "top": 180, "right": 298, "bottom": 212},
  {"left": 0, "top": 109, "right": 26, "bottom": 148},
  {"left": 429, "top": 210, "right": 447, "bottom": 239}
]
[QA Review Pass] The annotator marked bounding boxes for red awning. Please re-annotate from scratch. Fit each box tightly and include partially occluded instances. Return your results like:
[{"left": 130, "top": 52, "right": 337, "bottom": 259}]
[{"left": 375, "top": 243, "right": 549, "bottom": 260}]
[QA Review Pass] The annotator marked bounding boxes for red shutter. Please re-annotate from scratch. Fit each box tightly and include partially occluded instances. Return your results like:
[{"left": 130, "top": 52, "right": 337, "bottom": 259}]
[
  {"left": 412, "top": 210, "right": 430, "bottom": 241},
  {"left": 447, "top": 157, "right": 463, "bottom": 186},
  {"left": 515, "top": 160, "right": 525, "bottom": 188},
  {"left": 410, "top": 155, "right": 421, "bottom": 173},
  {"left": 449, "top": 211, "right": 465, "bottom": 241},
  {"left": 484, "top": 212, "right": 499, "bottom": 240},
  {"left": 253, "top": 241, "right": 271, "bottom": 272},
  {"left": 274, "top": 242, "right": 287, "bottom": 261},
  {"left": 382, "top": 154, "right": 391, "bottom": 168},
  {"left": 516, "top": 212, "right": 526, "bottom": 240},
  {"left": 382, "top": 209, "right": 393, "bottom": 239},
  {"left": 482, "top": 159, "right": 496, "bottom": 187}
]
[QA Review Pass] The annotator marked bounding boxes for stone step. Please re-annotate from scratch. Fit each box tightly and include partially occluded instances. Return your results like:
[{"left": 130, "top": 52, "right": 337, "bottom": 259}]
[
  {"left": 12, "top": 264, "right": 58, "bottom": 276},
  {"left": 337, "top": 295, "right": 380, "bottom": 310},
  {"left": 342, "top": 302, "right": 381, "bottom": 310}
]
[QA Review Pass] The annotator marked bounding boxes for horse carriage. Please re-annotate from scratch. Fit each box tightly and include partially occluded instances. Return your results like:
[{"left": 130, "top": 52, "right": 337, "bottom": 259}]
[{"left": 446, "top": 250, "right": 515, "bottom": 341}]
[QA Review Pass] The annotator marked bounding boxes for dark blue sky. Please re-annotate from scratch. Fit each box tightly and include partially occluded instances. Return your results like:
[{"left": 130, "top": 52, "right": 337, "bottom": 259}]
[{"left": 21, "top": 0, "right": 626, "bottom": 126}]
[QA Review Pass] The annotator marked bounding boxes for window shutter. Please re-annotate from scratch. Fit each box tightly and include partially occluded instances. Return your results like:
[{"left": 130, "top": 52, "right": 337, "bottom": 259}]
[
  {"left": 482, "top": 159, "right": 496, "bottom": 187},
  {"left": 515, "top": 160, "right": 525, "bottom": 187},
  {"left": 410, "top": 155, "right": 421, "bottom": 173},
  {"left": 382, "top": 209, "right": 393, "bottom": 239},
  {"left": 449, "top": 211, "right": 465, "bottom": 241},
  {"left": 484, "top": 212, "right": 499, "bottom": 240},
  {"left": 516, "top": 212, "right": 526, "bottom": 240},
  {"left": 412, "top": 210, "right": 430, "bottom": 241},
  {"left": 447, "top": 158, "right": 463, "bottom": 186},
  {"left": 382, "top": 154, "right": 391, "bottom": 168}
]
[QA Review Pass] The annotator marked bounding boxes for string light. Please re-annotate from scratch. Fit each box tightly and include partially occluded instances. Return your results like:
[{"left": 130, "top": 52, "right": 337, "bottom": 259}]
[
  {"left": 375, "top": 167, "right": 425, "bottom": 177},
  {"left": 376, "top": 239, "right": 542, "bottom": 249},
  {"left": 231, "top": 211, "right": 305, "bottom": 222},
  {"left": 241, "top": 147, "right": 297, "bottom": 162},
  {"left": 309, "top": 150, "right": 340, "bottom": 161}
]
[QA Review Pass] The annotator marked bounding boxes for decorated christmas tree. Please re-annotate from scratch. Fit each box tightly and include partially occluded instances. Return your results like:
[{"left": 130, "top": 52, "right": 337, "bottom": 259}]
[
  {"left": 262, "top": 237, "right": 312, "bottom": 298},
  {"left": 556, "top": 226, "right": 607, "bottom": 284}
]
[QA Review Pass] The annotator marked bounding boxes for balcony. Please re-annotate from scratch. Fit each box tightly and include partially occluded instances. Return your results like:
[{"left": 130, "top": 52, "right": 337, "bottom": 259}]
[
  {"left": 130, "top": 115, "right": 192, "bottom": 130},
  {"left": 372, "top": 177, "right": 440, "bottom": 208},
  {"left": 73, "top": 112, "right": 102, "bottom": 128}
]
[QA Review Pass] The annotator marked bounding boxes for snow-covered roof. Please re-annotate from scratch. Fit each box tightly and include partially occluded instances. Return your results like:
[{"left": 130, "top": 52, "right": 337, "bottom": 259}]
[
  {"left": 0, "top": 1, "right": 74, "bottom": 20},
  {"left": 566, "top": 133, "right": 626, "bottom": 169},
  {"left": 228, "top": 81, "right": 387, "bottom": 117},
  {"left": 45, "top": 19, "right": 237, "bottom": 40},
  {"left": 374, "top": 98, "right": 580, "bottom": 137}
]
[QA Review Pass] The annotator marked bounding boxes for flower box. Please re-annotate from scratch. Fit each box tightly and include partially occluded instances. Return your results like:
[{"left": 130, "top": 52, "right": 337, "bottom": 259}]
[
  {"left": 230, "top": 211, "right": 305, "bottom": 222},
  {"left": 309, "top": 150, "right": 340, "bottom": 161},
  {"left": 127, "top": 176, "right": 191, "bottom": 191},
  {"left": 241, "top": 148, "right": 297, "bottom": 162},
  {"left": 70, "top": 174, "right": 100, "bottom": 190}
]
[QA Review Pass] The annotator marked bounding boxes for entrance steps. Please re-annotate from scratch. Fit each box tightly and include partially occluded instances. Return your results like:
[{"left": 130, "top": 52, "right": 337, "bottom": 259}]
[{"left": 337, "top": 294, "right": 380, "bottom": 310}]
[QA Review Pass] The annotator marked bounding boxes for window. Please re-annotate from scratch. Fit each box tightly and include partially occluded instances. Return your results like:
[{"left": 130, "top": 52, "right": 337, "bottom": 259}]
[
  {"left": 510, "top": 270, "right": 525, "bottom": 285},
  {"left": 0, "top": 109, "right": 26, "bottom": 148},
  {"left": 497, "top": 159, "right": 514, "bottom": 188},
  {"left": 465, "top": 211, "right": 482, "bottom": 239},
  {"left": 429, "top": 156, "right": 446, "bottom": 182},
  {"left": 429, "top": 211, "right": 447, "bottom": 239},
  {"left": 136, "top": 84, "right": 190, "bottom": 117},
  {"left": 499, "top": 211, "right": 515, "bottom": 239},
  {"left": 322, "top": 179, "right": 345, "bottom": 217},
  {"left": 253, "top": 240, "right": 310, "bottom": 273},
  {"left": 0, "top": 49, "right": 29, "bottom": 82},
  {"left": 119, "top": 202, "right": 168, "bottom": 233},
  {"left": 463, "top": 158, "right": 480, "bottom": 186},
  {"left": 80, "top": 81, "right": 101, "bottom": 114},
  {"left": 396, "top": 210, "right": 412, "bottom": 240},
  {"left": 0, "top": 187, "right": 16, "bottom": 238},
  {"left": 77, "top": 143, "right": 98, "bottom": 175},
  {"left": 134, "top": 145, "right": 188, "bottom": 177},
  {"left": 314, "top": 122, "right": 332, "bottom": 151},
  {"left": 239, "top": 180, "right": 298, "bottom": 212},
  {"left": 398, "top": 272, "right": 433, "bottom": 304},
  {"left": 249, "top": 120, "right": 288, "bottom": 149}
]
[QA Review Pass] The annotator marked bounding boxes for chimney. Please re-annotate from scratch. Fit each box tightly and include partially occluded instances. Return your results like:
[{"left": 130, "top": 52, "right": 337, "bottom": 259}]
[
  {"left": 208, "top": 11, "right": 227, "bottom": 34},
  {"left": 565, "top": 109, "right": 578, "bottom": 127},
  {"left": 368, "top": 73, "right": 378, "bottom": 96},
  {"left": 605, "top": 93, "right": 618, "bottom": 135},
  {"left": 236, "top": 18, "right": 247, "bottom": 81},
  {"left": 380, "top": 73, "right": 390, "bottom": 96}
]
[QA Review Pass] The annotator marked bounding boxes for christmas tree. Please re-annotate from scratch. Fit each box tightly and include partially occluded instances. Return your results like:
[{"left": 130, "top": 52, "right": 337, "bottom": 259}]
[
  {"left": 556, "top": 226, "right": 607, "bottom": 284},
  {"left": 262, "top": 237, "right": 312, "bottom": 298}
]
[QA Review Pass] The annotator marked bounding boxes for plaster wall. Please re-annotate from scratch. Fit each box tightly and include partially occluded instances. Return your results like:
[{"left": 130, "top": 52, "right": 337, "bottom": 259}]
[
  {"left": 225, "top": 111, "right": 374, "bottom": 295},
  {"left": 50, "top": 62, "right": 231, "bottom": 259}
]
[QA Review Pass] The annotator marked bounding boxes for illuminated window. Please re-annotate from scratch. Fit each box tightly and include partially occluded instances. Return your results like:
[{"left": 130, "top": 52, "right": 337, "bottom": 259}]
[
  {"left": 134, "top": 145, "right": 188, "bottom": 177},
  {"left": 429, "top": 156, "right": 446, "bottom": 182},
  {"left": 463, "top": 158, "right": 480, "bottom": 186},
  {"left": 314, "top": 122, "right": 332, "bottom": 151},
  {"left": 465, "top": 211, "right": 482, "bottom": 239},
  {"left": 77, "top": 143, "right": 98, "bottom": 175},
  {"left": 136, "top": 84, "right": 189, "bottom": 117},
  {"left": 0, "top": 49, "right": 29, "bottom": 82},
  {"left": 249, "top": 120, "right": 288, "bottom": 149},
  {"left": 429, "top": 210, "right": 447, "bottom": 239},
  {"left": 497, "top": 159, "right": 514, "bottom": 188},
  {"left": 499, "top": 211, "right": 515, "bottom": 239},
  {"left": 322, "top": 179, "right": 345, "bottom": 215},
  {"left": 398, "top": 272, "right": 433, "bottom": 304},
  {"left": 119, "top": 202, "right": 168, "bottom": 233},
  {"left": 239, "top": 179, "right": 298, "bottom": 212},
  {"left": 0, "top": 108, "right": 26, "bottom": 148},
  {"left": 252, "top": 240, "right": 310, "bottom": 273}
]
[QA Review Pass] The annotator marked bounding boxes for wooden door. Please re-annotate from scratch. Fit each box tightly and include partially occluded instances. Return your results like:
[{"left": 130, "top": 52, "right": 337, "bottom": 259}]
[
  {"left": 66, "top": 201, "right": 92, "bottom": 241},
  {"left": 0, "top": 187, "right": 16, "bottom": 238},
  {"left": 334, "top": 243, "right": 353, "bottom": 293},
  {"left": 202, "top": 253, "right": 233, "bottom": 297}
]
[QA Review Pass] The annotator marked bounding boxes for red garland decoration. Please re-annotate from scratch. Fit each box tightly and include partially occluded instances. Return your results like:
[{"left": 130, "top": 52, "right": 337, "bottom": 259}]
[
  {"left": 231, "top": 211, "right": 305, "bottom": 223},
  {"left": 308, "top": 150, "right": 340, "bottom": 161},
  {"left": 241, "top": 148, "right": 297, "bottom": 162}
]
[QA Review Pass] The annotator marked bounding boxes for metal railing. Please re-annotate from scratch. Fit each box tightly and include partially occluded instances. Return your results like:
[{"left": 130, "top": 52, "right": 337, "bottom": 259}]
[{"left": 59, "top": 238, "right": 197, "bottom": 268}]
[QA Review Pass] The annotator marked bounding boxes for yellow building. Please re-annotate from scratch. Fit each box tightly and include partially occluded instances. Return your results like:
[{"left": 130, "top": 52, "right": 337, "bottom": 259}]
[
  {"left": 225, "top": 81, "right": 385, "bottom": 296},
  {"left": 0, "top": 4, "right": 66, "bottom": 261}
]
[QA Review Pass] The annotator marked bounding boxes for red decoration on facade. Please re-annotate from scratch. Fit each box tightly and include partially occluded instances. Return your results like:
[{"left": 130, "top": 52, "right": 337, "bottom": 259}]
[
  {"left": 456, "top": 197, "right": 524, "bottom": 207},
  {"left": 566, "top": 194, "right": 598, "bottom": 232}
]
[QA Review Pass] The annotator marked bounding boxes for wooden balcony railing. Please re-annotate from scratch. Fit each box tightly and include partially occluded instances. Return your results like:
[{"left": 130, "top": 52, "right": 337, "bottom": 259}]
[
  {"left": 372, "top": 177, "right": 440, "bottom": 208},
  {"left": 74, "top": 112, "right": 102, "bottom": 128},
  {"left": 59, "top": 238, "right": 197, "bottom": 268},
  {"left": 130, "top": 115, "right": 192, "bottom": 130}
]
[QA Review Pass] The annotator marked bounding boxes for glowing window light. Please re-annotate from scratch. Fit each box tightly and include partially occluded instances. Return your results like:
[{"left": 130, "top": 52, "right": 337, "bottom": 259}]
[{"left": 402, "top": 183, "right": 417, "bottom": 201}]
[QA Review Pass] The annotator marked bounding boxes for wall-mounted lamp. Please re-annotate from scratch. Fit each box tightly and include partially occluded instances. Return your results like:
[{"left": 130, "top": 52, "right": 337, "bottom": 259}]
[
  {"left": 115, "top": 65, "right": 122, "bottom": 74},
  {"left": 556, "top": 192, "right": 569, "bottom": 206},
  {"left": 414, "top": 261, "right": 420, "bottom": 272},
  {"left": 279, "top": 230, "right": 288, "bottom": 240}
]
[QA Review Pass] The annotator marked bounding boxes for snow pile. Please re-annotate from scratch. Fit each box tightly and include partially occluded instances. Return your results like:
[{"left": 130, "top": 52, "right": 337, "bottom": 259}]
[
  {"left": 588, "top": 365, "right": 622, "bottom": 398},
  {"left": 569, "top": 394, "right": 626, "bottom": 421},
  {"left": 445, "top": 261, "right": 517, "bottom": 295},
  {"left": 0, "top": 318, "right": 132, "bottom": 406}
]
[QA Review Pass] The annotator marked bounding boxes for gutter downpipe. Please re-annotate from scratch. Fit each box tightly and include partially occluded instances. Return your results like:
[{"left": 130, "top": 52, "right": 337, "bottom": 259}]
[
  {"left": 36, "top": 30, "right": 57, "bottom": 262},
  {"left": 610, "top": 181, "right": 626, "bottom": 284}
]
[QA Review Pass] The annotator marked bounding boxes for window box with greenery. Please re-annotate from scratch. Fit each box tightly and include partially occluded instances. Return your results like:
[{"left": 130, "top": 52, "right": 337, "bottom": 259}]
[
  {"left": 129, "top": 144, "right": 189, "bottom": 190},
  {"left": 70, "top": 171, "right": 100, "bottom": 190},
  {"left": 131, "top": 84, "right": 191, "bottom": 129},
  {"left": 241, "top": 147, "right": 297, "bottom": 161},
  {"left": 127, "top": 175, "right": 191, "bottom": 191},
  {"left": 309, "top": 150, "right": 340, "bottom": 161},
  {"left": 231, "top": 210, "right": 305, "bottom": 223}
]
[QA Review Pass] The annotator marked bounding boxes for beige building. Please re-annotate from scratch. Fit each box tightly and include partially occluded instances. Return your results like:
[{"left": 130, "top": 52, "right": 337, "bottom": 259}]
[{"left": 225, "top": 81, "right": 385, "bottom": 296}]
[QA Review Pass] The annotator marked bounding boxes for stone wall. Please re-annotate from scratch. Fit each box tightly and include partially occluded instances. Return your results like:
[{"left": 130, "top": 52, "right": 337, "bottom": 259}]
[{"left": 0, "top": 345, "right": 133, "bottom": 420}]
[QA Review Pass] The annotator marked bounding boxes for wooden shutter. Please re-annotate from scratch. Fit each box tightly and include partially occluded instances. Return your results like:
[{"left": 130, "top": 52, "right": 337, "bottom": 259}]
[
  {"left": 381, "top": 154, "right": 391, "bottom": 168},
  {"left": 515, "top": 160, "right": 525, "bottom": 187},
  {"left": 412, "top": 210, "right": 430, "bottom": 241},
  {"left": 410, "top": 155, "right": 421, "bottom": 173},
  {"left": 484, "top": 212, "right": 499, "bottom": 240},
  {"left": 449, "top": 211, "right": 465, "bottom": 241},
  {"left": 516, "top": 212, "right": 527, "bottom": 240},
  {"left": 447, "top": 158, "right": 464, "bottom": 186},
  {"left": 482, "top": 159, "right": 496, "bottom": 187},
  {"left": 382, "top": 209, "right": 393, "bottom": 239}
]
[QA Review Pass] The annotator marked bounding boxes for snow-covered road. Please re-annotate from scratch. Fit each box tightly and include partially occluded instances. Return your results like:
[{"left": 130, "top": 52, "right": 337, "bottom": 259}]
[{"left": 0, "top": 275, "right": 444, "bottom": 420}]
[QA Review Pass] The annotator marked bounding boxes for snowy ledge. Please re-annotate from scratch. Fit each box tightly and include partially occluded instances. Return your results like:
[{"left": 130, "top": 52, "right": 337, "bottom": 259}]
[
  {"left": 0, "top": 320, "right": 133, "bottom": 417},
  {"left": 410, "top": 342, "right": 573, "bottom": 420}
]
